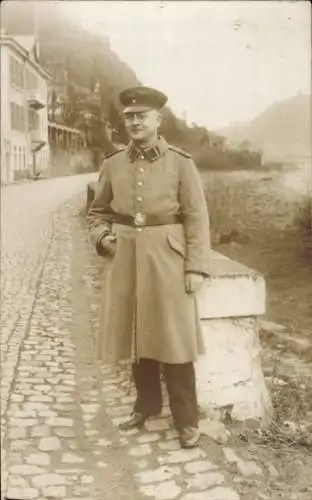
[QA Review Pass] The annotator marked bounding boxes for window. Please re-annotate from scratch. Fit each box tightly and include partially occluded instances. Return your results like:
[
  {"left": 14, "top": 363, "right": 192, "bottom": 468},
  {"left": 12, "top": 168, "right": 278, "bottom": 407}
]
[
  {"left": 25, "top": 68, "right": 38, "bottom": 90},
  {"left": 18, "top": 106, "right": 23, "bottom": 131},
  {"left": 28, "top": 109, "right": 39, "bottom": 130},
  {"left": 18, "top": 63, "right": 23, "bottom": 88},
  {"left": 28, "top": 109, "right": 32, "bottom": 130},
  {"left": 10, "top": 56, "right": 24, "bottom": 89},
  {"left": 13, "top": 146, "right": 18, "bottom": 171},
  {"left": 10, "top": 103, "right": 15, "bottom": 130},
  {"left": 22, "top": 107, "right": 26, "bottom": 131},
  {"left": 10, "top": 57, "right": 14, "bottom": 87},
  {"left": 10, "top": 103, "right": 26, "bottom": 131},
  {"left": 25, "top": 69, "right": 29, "bottom": 89},
  {"left": 19, "top": 147, "right": 23, "bottom": 170},
  {"left": 23, "top": 148, "right": 27, "bottom": 169}
]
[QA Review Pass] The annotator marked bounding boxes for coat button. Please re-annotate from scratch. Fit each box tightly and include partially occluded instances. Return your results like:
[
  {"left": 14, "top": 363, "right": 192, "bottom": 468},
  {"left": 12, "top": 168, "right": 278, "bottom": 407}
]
[
  {"left": 139, "top": 154, "right": 144, "bottom": 160},
  {"left": 136, "top": 196, "right": 143, "bottom": 202},
  {"left": 139, "top": 168, "right": 144, "bottom": 173},
  {"left": 137, "top": 181, "right": 143, "bottom": 186}
]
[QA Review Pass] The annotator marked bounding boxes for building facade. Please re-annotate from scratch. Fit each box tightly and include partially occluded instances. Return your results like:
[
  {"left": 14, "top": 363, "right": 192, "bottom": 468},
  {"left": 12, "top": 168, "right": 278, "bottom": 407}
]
[{"left": 0, "top": 33, "right": 50, "bottom": 184}]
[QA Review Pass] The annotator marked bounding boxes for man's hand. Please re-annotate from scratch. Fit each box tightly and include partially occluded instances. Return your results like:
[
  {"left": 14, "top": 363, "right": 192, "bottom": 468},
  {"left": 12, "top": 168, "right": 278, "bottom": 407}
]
[
  {"left": 100, "top": 234, "right": 117, "bottom": 258},
  {"left": 185, "top": 272, "right": 205, "bottom": 294}
]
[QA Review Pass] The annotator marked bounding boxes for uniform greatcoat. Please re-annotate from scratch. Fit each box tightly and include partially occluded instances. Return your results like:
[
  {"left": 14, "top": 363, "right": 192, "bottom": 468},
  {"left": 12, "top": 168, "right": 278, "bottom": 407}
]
[{"left": 87, "top": 136, "right": 211, "bottom": 364}]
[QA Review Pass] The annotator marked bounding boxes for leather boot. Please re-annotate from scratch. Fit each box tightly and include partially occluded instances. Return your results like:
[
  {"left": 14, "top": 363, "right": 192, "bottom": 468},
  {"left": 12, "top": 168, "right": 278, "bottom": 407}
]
[
  {"left": 179, "top": 427, "right": 201, "bottom": 448},
  {"left": 119, "top": 412, "right": 149, "bottom": 430}
]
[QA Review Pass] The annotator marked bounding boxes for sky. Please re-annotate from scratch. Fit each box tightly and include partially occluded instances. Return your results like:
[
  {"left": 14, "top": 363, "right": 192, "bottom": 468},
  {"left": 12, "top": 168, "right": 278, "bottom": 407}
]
[{"left": 60, "top": 1, "right": 310, "bottom": 130}]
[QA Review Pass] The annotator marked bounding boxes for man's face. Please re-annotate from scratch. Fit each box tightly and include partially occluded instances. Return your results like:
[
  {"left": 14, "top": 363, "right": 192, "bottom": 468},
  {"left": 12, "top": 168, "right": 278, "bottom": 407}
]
[{"left": 123, "top": 108, "right": 161, "bottom": 143}]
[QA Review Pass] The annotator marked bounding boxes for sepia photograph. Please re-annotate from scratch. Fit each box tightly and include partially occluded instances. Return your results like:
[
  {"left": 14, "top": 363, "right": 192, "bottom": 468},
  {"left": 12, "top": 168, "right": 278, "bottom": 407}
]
[{"left": 0, "top": 1, "right": 311, "bottom": 499}]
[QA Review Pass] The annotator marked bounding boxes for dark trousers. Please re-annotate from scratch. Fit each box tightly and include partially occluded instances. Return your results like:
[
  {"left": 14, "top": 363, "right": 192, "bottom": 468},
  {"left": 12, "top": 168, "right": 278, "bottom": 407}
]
[{"left": 132, "top": 358, "right": 198, "bottom": 430}]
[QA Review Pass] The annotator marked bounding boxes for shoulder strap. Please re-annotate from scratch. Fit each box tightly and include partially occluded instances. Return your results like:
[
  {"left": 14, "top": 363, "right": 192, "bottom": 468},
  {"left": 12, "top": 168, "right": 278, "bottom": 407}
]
[
  {"left": 168, "top": 144, "right": 192, "bottom": 159},
  {"left": 104, "top": 147, "right": 126, "bottom": 160}
]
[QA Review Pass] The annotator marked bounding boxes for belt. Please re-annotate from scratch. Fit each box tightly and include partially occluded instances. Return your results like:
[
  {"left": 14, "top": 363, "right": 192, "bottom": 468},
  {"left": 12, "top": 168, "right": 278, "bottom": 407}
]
[{"left": 113, "top": 213, "right": 183, "bottom": 227}]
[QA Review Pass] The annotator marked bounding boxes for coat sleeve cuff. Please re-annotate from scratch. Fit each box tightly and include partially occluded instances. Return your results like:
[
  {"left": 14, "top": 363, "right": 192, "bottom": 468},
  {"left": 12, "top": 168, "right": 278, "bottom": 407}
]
[
  {"left": 185, "top": 269, "right": 211, "bottom": 277},
  {"left": 185, "top": 270, "right": 211, "bottom": 276},
  {"left": 185, "top": 257, "right": 212, "bottom": 277},
  {"left": 92, "top": 228, "right": 110, "bottom": 256}
]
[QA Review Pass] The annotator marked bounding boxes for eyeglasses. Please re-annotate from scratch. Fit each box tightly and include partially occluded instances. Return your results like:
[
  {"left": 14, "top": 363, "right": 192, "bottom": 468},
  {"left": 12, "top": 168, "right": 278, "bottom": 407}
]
[{"left": 123, "top": 112, "right": 149, "bottom": 122}]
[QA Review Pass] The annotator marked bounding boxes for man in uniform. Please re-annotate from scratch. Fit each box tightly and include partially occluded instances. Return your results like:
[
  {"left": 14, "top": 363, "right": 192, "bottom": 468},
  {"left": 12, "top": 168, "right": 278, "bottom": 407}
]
[{"left": 87, "top": 86, "right": 211, "bottom": 448}]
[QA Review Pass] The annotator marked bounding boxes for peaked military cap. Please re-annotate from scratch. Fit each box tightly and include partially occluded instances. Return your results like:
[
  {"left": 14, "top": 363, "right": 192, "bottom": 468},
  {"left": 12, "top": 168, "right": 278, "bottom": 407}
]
[{"left": 120, "top": 86, "right": 168, "bottom": 113}]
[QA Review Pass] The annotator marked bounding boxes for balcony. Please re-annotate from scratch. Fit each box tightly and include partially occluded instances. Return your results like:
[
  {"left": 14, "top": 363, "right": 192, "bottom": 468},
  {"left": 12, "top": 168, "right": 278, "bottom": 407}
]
[
  {"left": 30, "top": 129, "right": 46, "bottom": 152},
  {"left": 27, "top": 89, "right": 46, "bottom": 110}
]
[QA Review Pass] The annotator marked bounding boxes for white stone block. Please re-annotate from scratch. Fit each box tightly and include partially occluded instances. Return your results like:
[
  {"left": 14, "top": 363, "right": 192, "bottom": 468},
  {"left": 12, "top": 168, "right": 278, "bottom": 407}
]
[
  {"left": 198, "top": 251, "right": 265, "bottom": 319},
  {"left": 196, "top": 318, "right": 272, "bottom": 423}
]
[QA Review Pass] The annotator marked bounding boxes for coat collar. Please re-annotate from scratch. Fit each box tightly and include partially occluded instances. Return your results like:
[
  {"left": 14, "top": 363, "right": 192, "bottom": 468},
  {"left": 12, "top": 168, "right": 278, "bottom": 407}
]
[{"left": 127, "top": 136, "right": 168, "bottom": 162}]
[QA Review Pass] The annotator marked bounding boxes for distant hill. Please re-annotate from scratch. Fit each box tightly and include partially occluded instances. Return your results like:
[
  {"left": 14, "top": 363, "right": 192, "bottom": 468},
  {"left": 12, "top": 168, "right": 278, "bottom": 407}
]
[{"left": 217, "top": 94, "right": 311, "bottom": 162}]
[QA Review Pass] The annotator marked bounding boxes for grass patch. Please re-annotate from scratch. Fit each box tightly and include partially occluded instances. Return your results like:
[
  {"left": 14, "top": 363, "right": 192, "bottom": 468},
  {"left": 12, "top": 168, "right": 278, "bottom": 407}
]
[
  {"left": 202, "top": 168, "right": 312, "bottom": 337},
  {"left": 293, "top": 194, "right": 312, "bottom": 236},
  {"left": 255, "top": 357, "right": 312, "bottom": 449},
  {"left": 204, "top": 174, "right": 251, "bottom": 246}
]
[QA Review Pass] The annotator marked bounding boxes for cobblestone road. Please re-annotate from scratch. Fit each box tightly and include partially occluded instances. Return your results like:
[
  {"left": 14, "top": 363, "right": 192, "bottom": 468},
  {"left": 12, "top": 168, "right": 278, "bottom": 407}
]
[
  {"left": 1, "top": 174, "right": 96, "bottom": 416},
  {"left": 1, "top": 176, "right": 311, "bottom": 500},
  {"left": 1, "top": 175, "right": 97, "bottom": 495}
]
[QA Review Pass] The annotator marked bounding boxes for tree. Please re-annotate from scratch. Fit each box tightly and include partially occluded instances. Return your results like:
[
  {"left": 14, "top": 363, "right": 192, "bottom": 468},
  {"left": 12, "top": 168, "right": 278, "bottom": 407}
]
[{"left": 239, "top": 139, "right": 252, "bottom": 151}]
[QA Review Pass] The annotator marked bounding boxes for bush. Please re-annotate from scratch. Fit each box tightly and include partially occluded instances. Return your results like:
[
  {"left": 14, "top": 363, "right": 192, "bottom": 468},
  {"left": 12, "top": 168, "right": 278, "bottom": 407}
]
[
  {"left": 293, "top": 195, "right": 312, "bottom": 236},
  {"left": 204, "top": 176, "right": 251, "bottom": 246},
  {"left": 194, "top": 146, "right": 262, "bottom": 171}
]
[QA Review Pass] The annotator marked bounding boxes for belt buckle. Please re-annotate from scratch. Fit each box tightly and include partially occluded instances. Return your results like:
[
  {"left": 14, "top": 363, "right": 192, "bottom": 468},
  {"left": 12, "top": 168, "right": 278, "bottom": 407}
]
[{"left": 133, "top": 213, "right": 146, "bottom": 226}]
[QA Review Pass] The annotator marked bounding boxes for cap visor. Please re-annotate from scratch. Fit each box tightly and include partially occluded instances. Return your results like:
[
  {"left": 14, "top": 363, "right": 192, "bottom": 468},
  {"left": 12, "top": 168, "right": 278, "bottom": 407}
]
[{"left": 123, "top": 105, "right": 153, "bottom": 114}]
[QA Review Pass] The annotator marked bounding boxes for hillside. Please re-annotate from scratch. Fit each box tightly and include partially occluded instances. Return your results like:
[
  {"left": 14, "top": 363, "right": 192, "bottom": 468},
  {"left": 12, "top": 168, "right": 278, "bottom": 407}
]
[
  {"left": 1, "top": 1, "right": 199, "bottom": 149},
  {"left": 1, "top": 1, "right": 140, "bottom": 108},
  {"left": 1, "top": 1, "right": 262, "bottom": 170},
  {"left": 218, "top": 94, "right": 311, "bottom": 161}
]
